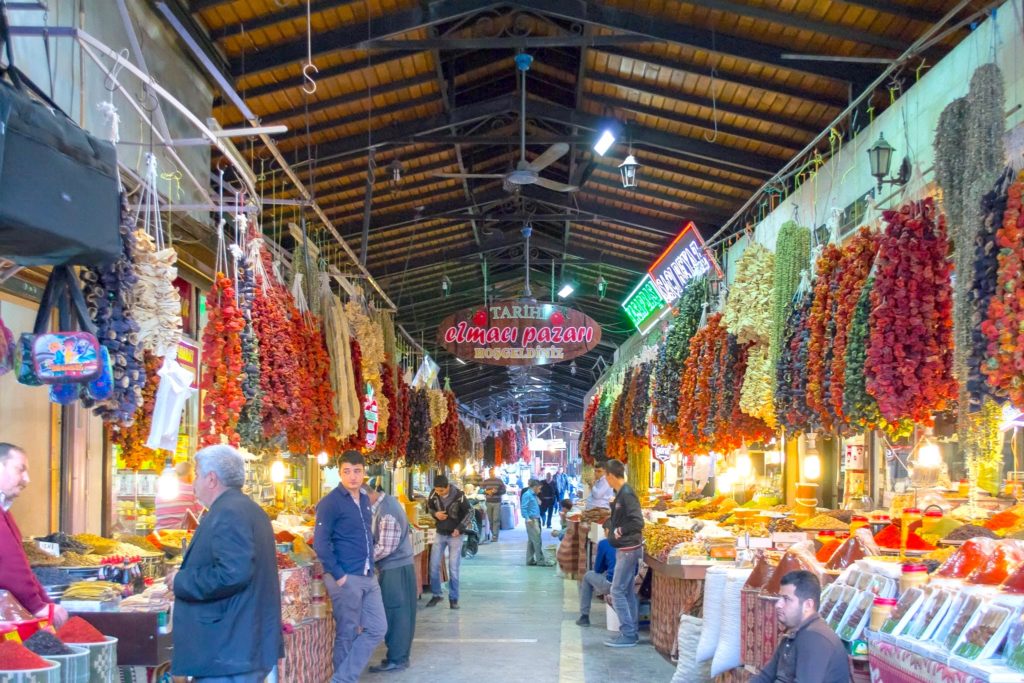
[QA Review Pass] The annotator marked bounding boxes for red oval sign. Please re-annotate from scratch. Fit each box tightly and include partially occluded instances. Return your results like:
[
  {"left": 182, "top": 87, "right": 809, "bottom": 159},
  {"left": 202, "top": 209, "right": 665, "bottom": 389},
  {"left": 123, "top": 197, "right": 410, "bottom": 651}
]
[{"left": 437, "top": 298, "right": 602, "bottom": 366}]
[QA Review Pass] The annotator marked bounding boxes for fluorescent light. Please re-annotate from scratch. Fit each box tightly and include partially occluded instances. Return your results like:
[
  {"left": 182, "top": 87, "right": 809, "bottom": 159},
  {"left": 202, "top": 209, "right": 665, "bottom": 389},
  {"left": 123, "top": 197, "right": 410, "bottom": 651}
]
[
  {"left": 593, "top": 130, "right": 616, "bottom": 155},
  {"left": 456, "top": 358, "right": 467, "bottom": 365},
  {"left": 558, "top": 283, "right": 575, "bottom": 298}
]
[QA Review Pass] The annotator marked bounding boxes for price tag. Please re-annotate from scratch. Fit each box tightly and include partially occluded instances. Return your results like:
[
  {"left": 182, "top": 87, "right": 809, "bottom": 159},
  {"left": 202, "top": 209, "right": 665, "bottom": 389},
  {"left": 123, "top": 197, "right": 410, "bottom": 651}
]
[
  {"left": 736, "top": 536, "right": 772, "bottom": 549},
  {"left": 38, "top": 541, "right": 61, "bottom": 557},
  {"left": 772, "top": 532, "right": 808, "bottom": 546}
]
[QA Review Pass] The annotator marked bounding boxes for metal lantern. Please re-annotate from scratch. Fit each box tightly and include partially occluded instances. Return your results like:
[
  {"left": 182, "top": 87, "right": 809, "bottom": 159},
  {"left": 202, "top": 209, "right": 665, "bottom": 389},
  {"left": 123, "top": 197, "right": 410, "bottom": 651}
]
[
  {"left": 441, "top": 274, "right": 452, "bottom": 297},
  {"left": 618, "top": 154, "right": 640, "bottom": 188},
  {"left": 867, "top": 133, "right": 894, "bottom": 190}
]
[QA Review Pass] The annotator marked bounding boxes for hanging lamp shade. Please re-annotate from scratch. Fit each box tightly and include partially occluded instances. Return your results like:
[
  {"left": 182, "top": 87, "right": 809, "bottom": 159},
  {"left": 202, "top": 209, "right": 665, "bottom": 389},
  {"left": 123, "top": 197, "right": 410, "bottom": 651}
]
[
  {"left": 867, "top": 134, "right": 895, "bottom": 186},
  {"left": 618, "top": 154, "right": 640, "bottom": 188}
]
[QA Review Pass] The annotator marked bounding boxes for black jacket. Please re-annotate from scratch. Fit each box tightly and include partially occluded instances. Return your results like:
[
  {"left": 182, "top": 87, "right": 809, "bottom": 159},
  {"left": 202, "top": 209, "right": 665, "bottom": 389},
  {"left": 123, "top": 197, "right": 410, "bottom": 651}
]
[
  {"left": 751, "top": 614, "right": 851, "bottom": 683},
  {"left": 603, "top": 482, "right": 644, "bottom": 549},
  {"left": 539, "top": 480, "right": 557, "bottom": 503},
  {"left": 427, "top": 485, "right": 473, "bottom": 536},
  {"left": 172, "top": 488, "right": 283, "bottom": 677}
]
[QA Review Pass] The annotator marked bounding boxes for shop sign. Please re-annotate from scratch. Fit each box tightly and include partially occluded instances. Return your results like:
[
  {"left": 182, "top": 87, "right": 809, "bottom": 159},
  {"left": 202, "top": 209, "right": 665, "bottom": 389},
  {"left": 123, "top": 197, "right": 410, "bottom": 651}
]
[
  {"left": 437, "top": 298, "right": 601, "bottom": 366},
  {"left": 621, "top": 275, "right": 669, "bottom": 333},
  {"left": 844, "top": 443, "right": 866, "bottom": 470},
  {"left": 647, "top": 222, "right": 721, "bottom": 304},
  {"left": 176, "top": 336, "right": 200, "bottom": 390}
]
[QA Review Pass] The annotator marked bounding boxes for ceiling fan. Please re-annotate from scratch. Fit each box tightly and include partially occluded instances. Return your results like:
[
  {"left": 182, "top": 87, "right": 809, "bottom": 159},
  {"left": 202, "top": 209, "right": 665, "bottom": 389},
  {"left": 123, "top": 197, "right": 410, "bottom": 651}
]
[{"left": 434, "top": 53, "right": 577, "bottom": 193}]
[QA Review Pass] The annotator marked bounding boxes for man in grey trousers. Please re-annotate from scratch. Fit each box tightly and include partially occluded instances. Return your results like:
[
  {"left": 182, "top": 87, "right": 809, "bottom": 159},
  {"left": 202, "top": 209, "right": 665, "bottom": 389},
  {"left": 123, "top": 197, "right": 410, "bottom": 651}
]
[
  {"left": 313, "top": 451, "right": 387, "bottom": 682},
  {"left": 480, "top": 468, "right": 507, "bottom": 542},
  {"left": 366, "top": 480, "right": 417, "bottom": 674}
]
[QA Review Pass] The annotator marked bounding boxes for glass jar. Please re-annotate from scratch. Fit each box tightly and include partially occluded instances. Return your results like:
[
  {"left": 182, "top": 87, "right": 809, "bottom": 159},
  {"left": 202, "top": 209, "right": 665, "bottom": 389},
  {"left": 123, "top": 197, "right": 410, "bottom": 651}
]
[
  {"left": 850, "top": 515, "right": 869, "bottom": 534},
  {"left": 900, "top": 563, "right": 929, "bottom": 594},
  {"left": 900, "top": 508, "right": 922, "bottom": 556},
  {"left": 870, "top": 597, "right": 898, "bottom": 631},
  {"left": 870, "top": 513, "right": 891, "bottom": 537},
  {"left": 922, "top": 509, "right": 944, "bottom": 536}
]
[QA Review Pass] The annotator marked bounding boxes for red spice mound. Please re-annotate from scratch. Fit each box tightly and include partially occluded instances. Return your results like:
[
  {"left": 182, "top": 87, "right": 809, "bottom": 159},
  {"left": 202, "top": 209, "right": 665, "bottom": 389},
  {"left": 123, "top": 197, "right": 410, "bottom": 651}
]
[
  {"left": 873, "top": 523, "right": 935, "bottom": 551},
  {"left": 57, "top": 616, "right": 107, "bottom": 643},
  {"left": 0, "top": 640, "right": 51, "bottom": 670},
  {"left": 966, "top": 541, "right": 1024, "bottom": 585},
  {"left": 935, "top": 538, "right": 997, "bottom": 578},
  {"left": 816, "top": 539, "right": 843, "bottom": 563}
]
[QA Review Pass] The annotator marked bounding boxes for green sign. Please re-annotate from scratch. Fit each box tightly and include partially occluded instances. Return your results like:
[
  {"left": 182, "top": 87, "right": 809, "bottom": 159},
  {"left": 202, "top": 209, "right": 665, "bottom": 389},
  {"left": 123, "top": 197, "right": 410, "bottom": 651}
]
[{"left": 621, "top": 275, "right": 667, "bottom": 332}]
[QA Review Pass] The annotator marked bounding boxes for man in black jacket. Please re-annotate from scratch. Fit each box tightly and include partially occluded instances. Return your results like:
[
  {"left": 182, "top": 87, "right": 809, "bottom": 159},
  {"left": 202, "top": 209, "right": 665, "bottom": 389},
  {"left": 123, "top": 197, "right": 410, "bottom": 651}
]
[
  {"left": 539, "top": 473, "right": 557, "bottom": 528},
  {"left": 168, "top": 445, "right": 282, "bottom": 682},
  {"left": 426, "top": 475, "right": 473, "bottom": 609},
  {"left": 601, "top": 459, "right": 645, "bottom": 648}
]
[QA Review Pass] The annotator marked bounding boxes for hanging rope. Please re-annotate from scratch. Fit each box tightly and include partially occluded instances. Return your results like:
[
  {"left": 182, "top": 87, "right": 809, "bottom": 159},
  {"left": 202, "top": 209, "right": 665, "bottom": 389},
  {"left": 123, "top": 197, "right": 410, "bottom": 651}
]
[{"left": 139, "top": 153, "right": 165, "bottom": 250}]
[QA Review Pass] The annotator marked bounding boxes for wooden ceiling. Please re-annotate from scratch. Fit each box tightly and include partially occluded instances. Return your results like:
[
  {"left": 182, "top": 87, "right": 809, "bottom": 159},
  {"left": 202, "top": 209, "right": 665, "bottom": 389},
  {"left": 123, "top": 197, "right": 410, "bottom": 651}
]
[{"left": 181, "top": 0, "right": 975, "bottom": 423}]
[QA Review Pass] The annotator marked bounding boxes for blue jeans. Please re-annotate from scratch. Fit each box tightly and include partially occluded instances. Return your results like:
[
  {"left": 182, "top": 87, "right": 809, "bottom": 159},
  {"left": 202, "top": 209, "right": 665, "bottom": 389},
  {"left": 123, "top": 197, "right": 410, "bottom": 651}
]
[
  {"left": 610, "top": 547, "right": 642, "bottom": 639},
  {"left": 579, "top": 570, "right": 612, "bottom": 616},
  {"left": 429, "top": 533, "right": 463, "bottom": 600}
]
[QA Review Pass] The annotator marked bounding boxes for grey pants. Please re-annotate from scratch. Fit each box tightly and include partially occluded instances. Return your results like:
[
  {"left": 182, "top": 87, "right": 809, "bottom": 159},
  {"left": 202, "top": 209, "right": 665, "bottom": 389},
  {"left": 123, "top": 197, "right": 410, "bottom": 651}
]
[
  {"left": 324, "top": 573, "right": 387, "bottom": 683},
  {"left": 378, "top": 563, "right": 417, "bottom": 666},
  {"left": 525, "top": 518, "right": 545, "bottom": 564},
  {"left": 579, "top": 570, "right": 612, "bottom": 616},
  {"left": 486, "top": 501, "right": 502, "bottom": 540}
]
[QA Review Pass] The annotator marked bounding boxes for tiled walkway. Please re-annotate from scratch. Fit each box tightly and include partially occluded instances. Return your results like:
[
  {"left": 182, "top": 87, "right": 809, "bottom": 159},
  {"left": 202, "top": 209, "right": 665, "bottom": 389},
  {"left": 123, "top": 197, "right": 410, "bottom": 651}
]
[{"left": 367, "top": 525, "right": 676, "bottom": 682}]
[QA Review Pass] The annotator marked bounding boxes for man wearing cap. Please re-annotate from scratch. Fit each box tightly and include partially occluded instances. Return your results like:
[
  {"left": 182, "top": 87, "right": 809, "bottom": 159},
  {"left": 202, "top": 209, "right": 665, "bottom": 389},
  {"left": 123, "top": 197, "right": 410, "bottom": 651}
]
[
  {"left": 365, "top": 479, "right": 417, "bottom": 674},
  {"left": 425, "top": 475, "right": 473, "bottom": 609}
]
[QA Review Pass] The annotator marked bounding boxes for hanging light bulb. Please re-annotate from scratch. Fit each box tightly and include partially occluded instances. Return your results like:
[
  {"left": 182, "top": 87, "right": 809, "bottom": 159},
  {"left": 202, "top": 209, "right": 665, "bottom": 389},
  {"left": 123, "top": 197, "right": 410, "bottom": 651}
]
[
  {"left": 156, "top": 459, "right": 179, "bottom": 501},
  {"left": 916, "top": 436, "right": 942, "bottom": 469},
  {"left": 803, "top": 433, "right": 821, "bottom": 481},
  {"left": 270, "top": 459, "right": 287, "bottom": 484},
  {"left": 735, "top": 453, "right": 752, "bottom": 479},
  {"left": 453, "top": 462, "right": 462, "bottom": 475},
  {"left": 388, "top": 158, "right": 403, "bottom": 184},
  {"left": 465, "top": 462, "right": 475, "bottom": 476},
  {"left": 317, "top": 451, "right": 329, "bottom": 466},
  {"left": 441, "top": 273, "right": 452, "bottom": 297},
  {"left": 596, "top": 274, "right": 608, "bottom": 301}
]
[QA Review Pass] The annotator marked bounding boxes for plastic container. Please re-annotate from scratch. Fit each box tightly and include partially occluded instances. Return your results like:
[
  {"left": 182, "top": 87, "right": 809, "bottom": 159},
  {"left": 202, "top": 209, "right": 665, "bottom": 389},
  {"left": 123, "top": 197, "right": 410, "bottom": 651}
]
[
  {"left": 1005, "top": 610, "right": 1024, "bottom": 672},
  {"left": 881, "top": 587, "right": 926, "bottom": 636},
  {"left": 0, "top": 660, "right": 61, "bottom": 683},
  {"left": 850, "top": 515, "right": 869, "bottom": 534},
  {"left": 901, "top": 508, "right": 922, "bottom": 555},
  {"left": 953, "top": 603, "right": 1014, "bottom": 660},
  {"left": 906, "top": 588, "right": 952, "bottom": 640},
  {"left": 943, "top": 594, "right": 983, "bottom": 651},
  {"left": 900, "top": 563, "right": 930, "bottom": 594},
  {"left": 827, "top": 586, "right": 857, "bottom": 631},
  {"left": 67, "top": 637, "right": 116, "bottom": 683},
  {"left": 922, "top": 509, "right": 944, "bottom": 536},
  {"left": 870, "top": 513, "right": 891, "bottom": 537},
  {"left": 870, "top": 597, "right": 898, "bottom": 631},
  {"left": 838, "top": 591, "right": 874, "bottom": 641},
  {"left": 40, "top": 646, "right": 88, "bottom": 683}
]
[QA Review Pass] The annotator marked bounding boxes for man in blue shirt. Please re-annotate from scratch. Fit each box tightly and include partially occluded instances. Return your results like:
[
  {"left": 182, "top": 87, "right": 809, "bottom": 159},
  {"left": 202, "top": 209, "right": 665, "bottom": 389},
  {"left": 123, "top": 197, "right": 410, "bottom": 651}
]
[
  {"left": 522, "top": 479, "right": 552, "bottom": 566},
  {"left": 313, "top": 451, "right": 386, "bottom": 683},
  {"left": 576, "top": 538, "right": 616, "bottom": 627}
]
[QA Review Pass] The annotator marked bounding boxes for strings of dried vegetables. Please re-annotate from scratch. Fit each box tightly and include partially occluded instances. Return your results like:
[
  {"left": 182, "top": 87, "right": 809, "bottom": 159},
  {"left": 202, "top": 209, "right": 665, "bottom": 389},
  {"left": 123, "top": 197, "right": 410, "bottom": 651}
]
[
  {"left": 580, "top": 393, "right": 600, "bottom": 465},
  {"left": 769, "top": 221, "right": 812, "bottom": 368},
  {"left": 288, "top": 314, "right": 336, "bottom": 454},
  {"left": 252, "top": 250, "right": 301, "bottom": 445},
  {"left": 199, "top": 274, "right": 245, "bottom": 448},
  {"left": 111, "top": 352, "right": 163, "bottom": 470},
  {"left": 378, "top": 361, "right": 400, "bottom": 456},
  {"left": 345, "top": 301, "right": 388, "bottom": 430},
  {"left": 775, "top": 295, "right": 814, "bottom": 436},
  {"left": 432, "top": 390, "right": 460, "bottom": 467},
  {"left": 427, "top": 388, "right": 448, "bottom": 429},
  {"left": 723, "top": 243, "right": 774, "bottom": 345},
  {"left": 605, "top": 381, "right": 629, "bottom": 463},
  {"left": 80, "top": 197, "right": 145, "bottom": 426},
  {"left": 130, "top": 230, "right": 182, "bottom": 358},
  {"left": 237, "top": 251, "right": 263, "bottom": 450},
  {"left": 652, "top": 278, "right": 705, "bottom": 432},
  {"left": 866, "top": 199, "right": 957, "bottom": 426},
  {"left": 806, "top": 245, "right": 842, "bottom": 432},
  {"left": 322, "top": 292, "right": 360, "bottom": 442},
  {"left": 405, "top": 387, "right": 432, "bottom": 465},
  {"left": 677, "top": 314, "right": 724, "bottom": 453},
  {"left": 969, "top": 168, "right": 1013, "bottom": 404},
  {"left": 340, "top": 339, "right": 367, "bottom": 451},
  {"left": 829, "top": 229, "right": 879, "bottom": 430},
  {"left": 590, "top": 391, "right": 613, "bottom": 462}
]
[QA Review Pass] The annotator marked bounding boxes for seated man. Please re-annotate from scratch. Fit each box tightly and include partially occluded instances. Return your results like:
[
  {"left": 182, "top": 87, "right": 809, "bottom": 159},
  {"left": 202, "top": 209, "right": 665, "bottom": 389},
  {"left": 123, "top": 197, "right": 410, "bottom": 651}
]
[
  {"left": 575, "top": 538, "right": 616, "bottom": 627},
  {"left": 584, "top": 461, "right": 614, "bottom": 511},
  {"left": 752, "top": 570, "right": 851, "bottom": 683}
]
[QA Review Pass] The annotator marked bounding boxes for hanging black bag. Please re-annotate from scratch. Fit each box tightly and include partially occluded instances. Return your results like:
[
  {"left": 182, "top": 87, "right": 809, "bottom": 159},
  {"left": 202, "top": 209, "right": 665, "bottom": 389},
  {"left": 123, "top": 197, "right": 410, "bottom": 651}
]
[{"left": 0, "top": 2, "right": 121, "bottom": 266}]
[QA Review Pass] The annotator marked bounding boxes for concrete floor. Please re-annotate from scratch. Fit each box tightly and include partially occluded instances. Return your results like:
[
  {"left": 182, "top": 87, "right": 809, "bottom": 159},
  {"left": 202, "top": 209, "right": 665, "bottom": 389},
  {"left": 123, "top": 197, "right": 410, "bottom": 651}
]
[{"left": 366, "top": 524, "right": 676, "bottom": 682}]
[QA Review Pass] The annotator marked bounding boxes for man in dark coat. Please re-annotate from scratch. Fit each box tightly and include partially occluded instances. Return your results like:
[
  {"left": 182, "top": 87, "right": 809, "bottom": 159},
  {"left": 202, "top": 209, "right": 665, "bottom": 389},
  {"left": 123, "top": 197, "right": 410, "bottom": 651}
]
[
  {"left": 169, "top": 445, "right": 282, "bottom": 682},
  {"left": 539, "top": 473, "right": 557, "bottom": 528}
]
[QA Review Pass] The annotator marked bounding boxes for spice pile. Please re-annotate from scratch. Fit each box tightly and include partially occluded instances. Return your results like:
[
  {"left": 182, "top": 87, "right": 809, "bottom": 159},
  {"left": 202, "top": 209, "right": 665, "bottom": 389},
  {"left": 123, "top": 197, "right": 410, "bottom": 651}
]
[
  {"left": 57, "top": 616, "right": 107, "bottom": 643},
  {"left": 23, "top": 631, "right": 74, "bottom": 656},
  {"left": 798, "top": 514, "right": 849, "bottom": 531},
  {"left": 0, "top": 641, "right": 51, "bottom": 670},
  {"left": 643, "top": 526, "right": 696, "bottom": 562}
]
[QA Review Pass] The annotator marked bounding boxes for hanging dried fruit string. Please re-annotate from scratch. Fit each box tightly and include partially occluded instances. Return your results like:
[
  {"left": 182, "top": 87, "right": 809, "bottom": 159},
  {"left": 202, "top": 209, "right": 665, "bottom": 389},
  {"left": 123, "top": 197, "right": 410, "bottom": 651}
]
[
  {"left": 405, "top": 387, "right": 432, "bottom": 466},
  {"left": 605, "top": 378, "right": 629, "bottom": 463},
  {"left": 829, "top": 229, "right": 879, "bottom": 431},
  {"left": 580, "top": 392, "right": 600, "bottom": 465},
  {"left": 378, "top": 361, "right": 400, "bottom": 457},
  {"left": 432, "top": 389, "right": 460, "bottom": 468},
  {"left": 981, "top": 170, "right": 1024, "bottom": 407},
  {"left": 80, "top": 197, "right": 145, "bottom": 426},
  {"left": 652, "top": 278, "right": 705, "bottom": 433},
  {"left": 111, "top": 352, "right": 163, "bottom": 470},
  {"left": 769, "top": 221, "right": 812, "bottom": 369},
  {"left": 677, "top": 314, "right": 723, "bottom": 453},
  {"left": 775, "top": 295, "right": 814, "bottom": 436},
  {"left": 628, "top": 362, "right": 653, "bottom": 448},
  {"left": 340, "top": 339, "right": 367, "bottom": 451},
  {"left": 590, "top": 389, "right": 614, "bottom": 462},
  {"left": 866, "top": 199, "right": 957, "bottom": 426},
  {"left": 199, "top": 274, "right": 245, "bottom": 448},
  {"left": 806, "top": 244, "right": 842, "bottom": 432}
]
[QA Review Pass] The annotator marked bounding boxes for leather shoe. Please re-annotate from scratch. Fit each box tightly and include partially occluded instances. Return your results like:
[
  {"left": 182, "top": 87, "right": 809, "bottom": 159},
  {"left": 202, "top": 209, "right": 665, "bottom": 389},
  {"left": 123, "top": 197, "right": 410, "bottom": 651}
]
[
  {"left": 450, "top": 599, "right": 460, "bottom": 609},
  {"left": 425, "top": 595, "right": 443, "bottom": 607},
  {"left": 369, "top": 661, "right": 409, "bottom": 673}
]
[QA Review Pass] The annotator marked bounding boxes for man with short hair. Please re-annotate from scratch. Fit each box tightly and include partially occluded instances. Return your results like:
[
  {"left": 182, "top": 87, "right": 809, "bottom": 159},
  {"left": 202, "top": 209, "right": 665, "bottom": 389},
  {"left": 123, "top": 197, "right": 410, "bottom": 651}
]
[
  {"left": 0, "top": 443, "right": 69, "bottom": 627},
  {"left": 539, "top": 472, "right": 557, "bottom": 528},
  {"left": 168, "top": 445, "right": 282, "bottom": 682},
  {"left": 584, "top": 461, "right": 614, "bottom": 511},
  {"left": 521, "top": 479, "right": 552, "bottom": 566},
  {"left": 365, "top": 480, "right": 417, "bottom": 674},
  {"left": 480, "top": 468, "right": 507, "bottom": 542},
  {"left": 575, "top": 538, "right": 616, "bottom": 627},
  {"left": 554, "top": 466, "right": 571, "bottom": 504},
  {"left": 602, "top": 459, "right": 644, "bottom": 648},
  {"left": 426, "top": 475, "right": 472, "bottom": 609},
  {"left": 314, "top": 451, "right": 387, "bottom": 682},
  {"left": 752, "top": 570, "right": 851, "bottom": 683}
]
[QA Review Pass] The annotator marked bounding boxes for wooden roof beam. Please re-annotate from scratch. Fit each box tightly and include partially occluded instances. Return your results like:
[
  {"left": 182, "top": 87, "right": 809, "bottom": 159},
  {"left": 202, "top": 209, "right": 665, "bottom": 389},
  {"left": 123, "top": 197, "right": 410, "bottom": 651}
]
[
  {"left": 208, "top": 0, "right": 359, "bottom": 42},
  {"left": 227, "top": 50, "right": 411, "bottom": 102},
  {"left": 506, "top": 0, "right": 881, "bottom": 83},
  {"left": 229, "top": 0, "right": 505, "bottom": 77}
]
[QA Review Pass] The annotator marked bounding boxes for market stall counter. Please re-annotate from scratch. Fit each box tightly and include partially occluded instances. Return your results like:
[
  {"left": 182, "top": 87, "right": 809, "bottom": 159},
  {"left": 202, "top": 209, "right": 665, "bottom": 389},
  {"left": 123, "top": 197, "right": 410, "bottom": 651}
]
[{"left": 645, "top": 553, "right": 711, "bottom": 659}]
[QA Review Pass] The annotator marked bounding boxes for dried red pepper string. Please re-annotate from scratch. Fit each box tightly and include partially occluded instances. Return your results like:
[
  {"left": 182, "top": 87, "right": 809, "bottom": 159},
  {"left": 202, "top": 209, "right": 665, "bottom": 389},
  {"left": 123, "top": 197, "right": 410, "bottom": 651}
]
[
  {"left": 806, "top": 244, "right": 842, "bottom": 431},
  {"left": 199, "top": 274, "right": 245, "bottom": 448}
]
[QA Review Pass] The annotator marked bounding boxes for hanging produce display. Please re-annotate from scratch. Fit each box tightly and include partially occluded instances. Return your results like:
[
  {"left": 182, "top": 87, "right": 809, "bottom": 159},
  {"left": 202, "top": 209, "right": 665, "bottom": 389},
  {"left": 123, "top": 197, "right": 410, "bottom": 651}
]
[
  {"left": 605, "top": 380, "right": 629, "bottom": 463},
  {"left": 111, "top": 352, "right": 162, "bottom": 470},
  {"left": 287, "top": 311, "right": 336, "bottom": 455},
  {"left": 237, "top": 248, "right": 263, "bottom": 450},
  {"left": 627, "top": 362, "right": 653, "bottom": 448},
  {"left": 427, "top": 388, "right": 448, "bottom": 430},
  {"left": 723, "top": 242, "right": 775, "bottom": 345},
  {"left": 322, "top": 291, "right": 360, "bottom": 442},
  {"left": 198, "top": 274, "right": 245, "bottom": 448},
  {"left": 866, "top": 199, "right": 957, "bottom": 426},
  {"left": 775, "top": 295, "right": 814, "bottom": 436},
  {"left": 677, "top": 314, "right": 724, "bottom": 453},
  {"left": 652, "top": 278, "right": 705, "bottom": 432},
  {"left": 79, "top": 198, "right": 145, "bottom": 426},
  {"left": 345, "top": 300, "right": 388, "bottom": 430},
  {"left": 341, "top": 339, "right": 367, "bottom": 451},
  {"left": 433, "top": 390, "right": 460, "bottom": 467},
  {"left": 740, "top": 343, "right": 775, "bottom": 427},
  {"left": 724, "top": 342, "right": 774, "bottom": 450},
  {"left": 981, "top": 169, "right": 1024, "bottom": 408},
  {"left": 378, "top": 362, "right": 400, "bottom": 456},
  {"left": 969, "top": 168, "right": 1013, "bottom": 404},
  {"left": 806, "top": 244, "right": 842, "bottom": 432},
  {"left": 769, "top": 221, "right": 812, "bottom": 367},
  {"left": 405, "top": 387, "right": 432, "bottom": 465},
  {"left": 829, "top": 229, "right": 879, "bottom": 429},
  {"left": 591, "top": 388, "right": 614, "bottom": 462},
  {"left": 130, "top": 230, "right": 182, "bottom": 358},
  {"left": 580, "top": 392, "right": 600, "bottom": 465},
  {"left": 966, "top": 398, "right": 1003, "bottom": 495}
]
